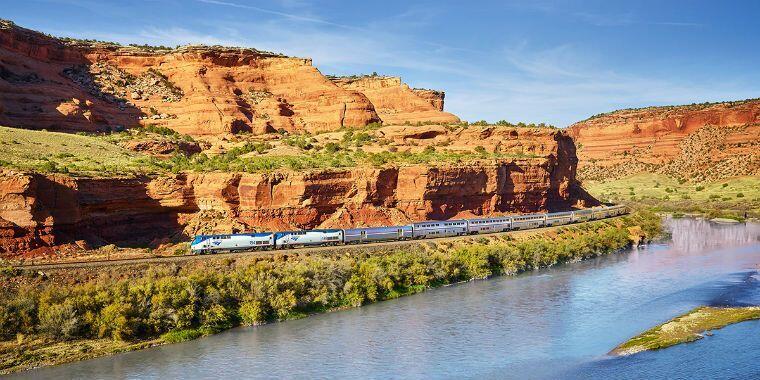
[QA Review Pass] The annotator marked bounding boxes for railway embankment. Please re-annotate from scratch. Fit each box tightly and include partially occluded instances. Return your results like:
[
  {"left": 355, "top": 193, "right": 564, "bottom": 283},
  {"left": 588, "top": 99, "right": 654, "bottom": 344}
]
[{"left": 0, "top": 211, "right": 662, "bottom": 374}]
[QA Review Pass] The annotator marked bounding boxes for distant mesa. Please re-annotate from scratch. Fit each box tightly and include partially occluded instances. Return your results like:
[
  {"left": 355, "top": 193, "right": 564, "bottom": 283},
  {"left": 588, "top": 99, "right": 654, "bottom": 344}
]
[{"left": 568, "top": 98, "right": 760, "bottom": 182}]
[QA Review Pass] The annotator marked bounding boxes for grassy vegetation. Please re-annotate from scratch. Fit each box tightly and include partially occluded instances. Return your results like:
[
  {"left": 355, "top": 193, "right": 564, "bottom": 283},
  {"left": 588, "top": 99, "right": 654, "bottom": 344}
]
[
  {"left": 612, "top": 306, "right": 760, "bottom": 356},
  {"left": 0, "top": 212, "right": 661, "bottom": 373},
  {"left": 585, "top": 173, "right": 760, "bottom": 220},
  {"left": 153, "top": 141, "right": 541, "bottom": 174},
  {"left": 1, "top": 126, "right": 541, "bottom": 178},
  {"left": 0, "top": 126, "right": 158, "bottom": 176}
]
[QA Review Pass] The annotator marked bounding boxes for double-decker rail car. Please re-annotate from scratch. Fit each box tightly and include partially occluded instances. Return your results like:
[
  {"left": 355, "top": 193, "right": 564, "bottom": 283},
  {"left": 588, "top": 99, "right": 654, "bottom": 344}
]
[
  {"left": 607, "top": 205, "right": 627, "bottom": 216},
  {"left": 191, "top": 232, "right": 274, "bottom": 254},
  {"left": 344, "top": 225, "right": 413, "bottom": 244},
  {"left": 466, "top": 217, "right": 512, "bottom": 234},
  {"left": 511, "top": 214, "right": 545, "bottom": 230},
  {"left": 592, "top": 207, "right": 611, "bottom": 220},
  {"left": 545, "top": 211, "right": 573, "bottom": 227},
  {"left": 412, "top": 219, "right": 468, "bottom": 239},
  {"left": 275, "top": 229, "right": 343, "bottom": 248},
  {"left": 572, "top": 209, "right": 593, "bottom": 223}
]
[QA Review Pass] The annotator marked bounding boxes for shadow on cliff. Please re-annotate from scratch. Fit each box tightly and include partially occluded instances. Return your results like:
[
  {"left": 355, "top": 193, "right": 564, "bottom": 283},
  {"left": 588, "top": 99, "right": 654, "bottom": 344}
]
[
  {"left": 0, "top": 43, "right": 149, "bottom": 132},
  {"left": 34, "top": 174, "right": 195, "bottom": 250}
]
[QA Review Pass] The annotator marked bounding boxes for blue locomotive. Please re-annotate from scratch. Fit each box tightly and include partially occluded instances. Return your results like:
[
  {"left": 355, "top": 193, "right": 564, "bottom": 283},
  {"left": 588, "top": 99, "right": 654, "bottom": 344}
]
[{"left": 191, "top": 205, "right": 627, "bottom": 254}]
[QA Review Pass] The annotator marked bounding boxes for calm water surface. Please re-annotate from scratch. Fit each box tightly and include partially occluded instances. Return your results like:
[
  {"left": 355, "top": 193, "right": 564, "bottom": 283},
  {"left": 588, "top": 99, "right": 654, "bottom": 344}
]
[{"left": 11, "top": 218, "right": 760, "bottom": 379}]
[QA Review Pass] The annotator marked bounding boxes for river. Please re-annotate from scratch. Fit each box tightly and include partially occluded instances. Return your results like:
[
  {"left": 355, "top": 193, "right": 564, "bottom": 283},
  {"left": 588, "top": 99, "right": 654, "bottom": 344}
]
[{"left": 10, "top": 218, "right": 760, "bottom": 379}]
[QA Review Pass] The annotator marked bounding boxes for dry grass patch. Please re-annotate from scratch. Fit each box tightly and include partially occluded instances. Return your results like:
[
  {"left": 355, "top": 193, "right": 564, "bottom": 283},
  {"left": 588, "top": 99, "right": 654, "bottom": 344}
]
[{"left": 0, "top": 126, "right": 157, "bottom": 177}]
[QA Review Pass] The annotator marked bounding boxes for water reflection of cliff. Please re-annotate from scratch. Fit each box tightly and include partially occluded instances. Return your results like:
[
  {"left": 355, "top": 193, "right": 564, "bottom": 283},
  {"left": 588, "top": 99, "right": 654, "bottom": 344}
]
[{"left": 668, "top": 218, "right": 760, "bottom": 253}]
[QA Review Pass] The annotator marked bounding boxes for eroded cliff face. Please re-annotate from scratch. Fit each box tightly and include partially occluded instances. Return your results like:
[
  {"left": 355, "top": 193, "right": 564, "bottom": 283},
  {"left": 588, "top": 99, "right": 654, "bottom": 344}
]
[
  {"left": 0, "top": 20, "right": 383, "bottom": 135},
  {"left": 330, "top": 76, "right": 460, "bottom": 125},
  {"left": 568, "top": 99, "right": 760, "bottom": 181},
  {"left": 0, "top": 130, "right": 593, "bottom": 258}
]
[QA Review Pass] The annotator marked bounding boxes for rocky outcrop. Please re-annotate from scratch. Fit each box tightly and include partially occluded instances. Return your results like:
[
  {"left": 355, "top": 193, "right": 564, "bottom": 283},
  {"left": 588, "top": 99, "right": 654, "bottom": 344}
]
[
  {"left": 411, "top": 88, "right": 445, "bottom": 111},
  {"left": 120, "top": 139, "right": 203, "bottom": 156},
  {"left": 330, "top": 76, "right": 460, "bottom": 125},
  {"left": 0, "top": 132, "right": 594, "bottom": 257},
  {"left": 0, "top": 19, "right": 381, "bottom": 136},
  {"left": 568, "top": 99, "right": 760, "bottom": 181}
]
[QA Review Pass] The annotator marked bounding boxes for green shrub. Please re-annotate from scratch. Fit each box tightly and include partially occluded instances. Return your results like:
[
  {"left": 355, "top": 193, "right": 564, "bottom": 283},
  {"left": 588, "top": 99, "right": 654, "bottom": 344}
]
[
  {"left": 696, "top": 185, "right": 705, "bottom": 191},
  {"left": 239, "top": 300, "right": 267, "bottom": 325},
  {"left": 737, "top": 193, "right": 745, "bottom": 198},
  {"left": 201, "top": 305, "right": 234, "bottom": 333},
  {"left": 161, "top": 328, "right": 203, "bottom": 343},
  {"left": 97, "top": 302, "right": 133, "bottom": 340},
  {"left": 39, "top": 301, "right": 82, "bottom": 340},
  {"left": 323, "top": 142, "right": 340, "bottom": 153}
]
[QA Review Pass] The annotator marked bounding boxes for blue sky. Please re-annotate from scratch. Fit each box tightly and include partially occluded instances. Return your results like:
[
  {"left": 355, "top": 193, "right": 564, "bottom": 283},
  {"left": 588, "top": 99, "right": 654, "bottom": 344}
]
[{"left": 4, "top": 0, "right": 759, "bottom": 126}]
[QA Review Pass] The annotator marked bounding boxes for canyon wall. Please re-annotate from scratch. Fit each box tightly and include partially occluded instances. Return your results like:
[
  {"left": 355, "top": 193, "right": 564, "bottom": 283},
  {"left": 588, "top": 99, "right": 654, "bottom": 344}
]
[
  {"left": 0, "top": 21, "right": 381, "bottom": 136},
  {"left": 568, "top": 99, "right": 760, "bottom": 181},
  {"left": 330, "top": 76, "right": 460, "bottom": 125},
  {"left": 0, "top": 21, "right": 464, "bottom": 136},
  {"left": 0, "top": 130, "right": 594, "bottom": 258}
]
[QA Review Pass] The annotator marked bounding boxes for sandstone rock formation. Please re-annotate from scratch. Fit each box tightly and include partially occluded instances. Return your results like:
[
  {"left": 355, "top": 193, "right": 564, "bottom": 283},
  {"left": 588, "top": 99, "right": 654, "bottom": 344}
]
[
  {"left": 330, "top": 75, "right": 460, "bottom": 125},
  {"left": 568, "top": 99, "right": 760, "bottom": 181},
  {"left": 0, "top": 128, "right": 594, "bottom": 258},
  {"left": 0, "top": 20, "right": 381, "bottom": 135}
]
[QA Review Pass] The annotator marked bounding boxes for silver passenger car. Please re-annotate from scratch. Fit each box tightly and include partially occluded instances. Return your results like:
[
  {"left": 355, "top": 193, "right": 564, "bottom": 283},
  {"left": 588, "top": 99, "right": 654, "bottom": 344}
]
[
  {"left": 545, "top": 211, "right": 573, "bottom": 226},
  {"left": 511, "top": 214, "right": 545, "bottom": 230},
  {"left": 412, "top": 220, "right": 468, "bottom": 238},
  {"left": 466, "top": 217, "right": 511, "bottom": 234},
  {"left": 344, "top": 225, "right": 413, "bottom": 244},
  {"left": 572, "top": 209, "right": 593, "bottom": 222}
]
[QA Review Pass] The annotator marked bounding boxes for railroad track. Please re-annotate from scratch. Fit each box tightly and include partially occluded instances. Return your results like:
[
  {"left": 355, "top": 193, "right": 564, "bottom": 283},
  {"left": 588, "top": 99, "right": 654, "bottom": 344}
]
[{"left": 12, "top": 215, "right": 627, "bottom": 271}]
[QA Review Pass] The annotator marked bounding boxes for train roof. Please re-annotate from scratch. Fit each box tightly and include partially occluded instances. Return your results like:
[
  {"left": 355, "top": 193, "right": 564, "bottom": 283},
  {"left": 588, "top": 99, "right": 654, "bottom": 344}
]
[
  {"left": 412, "top": 219, "right": 468, "bottom": 224},
  {"left": 344, "top": 225, "right": 411, "bottom": 231},
  {"left": 275, "top": 229, "right": 343, "bottom": 234},
  {"left": 193, "top": 232, "right": 273, "bottom": 238}
]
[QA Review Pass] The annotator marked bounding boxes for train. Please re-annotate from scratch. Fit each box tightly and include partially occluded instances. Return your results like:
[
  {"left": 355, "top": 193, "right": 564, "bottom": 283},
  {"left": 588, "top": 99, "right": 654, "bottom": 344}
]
[{"left": 190, "top": 204, "right": 628, "bottom": 254}]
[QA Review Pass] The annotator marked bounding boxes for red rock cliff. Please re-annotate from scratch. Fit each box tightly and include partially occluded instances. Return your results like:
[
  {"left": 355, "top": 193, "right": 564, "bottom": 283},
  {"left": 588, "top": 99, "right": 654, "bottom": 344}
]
[
  {"left": 330, "top": 76, "right": 460, "bottom": 125},
  {"left": 568, "top": 99, "right": 760, "bottom": 181},
  {"left": 0, "top": 20, "right": 382, "bottom": 135},
  {"left": 0, "top": 129, "right": 593, "bottom": 258}
]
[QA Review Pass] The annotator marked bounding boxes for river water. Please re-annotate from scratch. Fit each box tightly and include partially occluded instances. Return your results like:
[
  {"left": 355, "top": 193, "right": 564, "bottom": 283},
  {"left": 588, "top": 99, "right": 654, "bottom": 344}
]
[{"left": 11, "top": 218, "right": 760, "bottom": 379}]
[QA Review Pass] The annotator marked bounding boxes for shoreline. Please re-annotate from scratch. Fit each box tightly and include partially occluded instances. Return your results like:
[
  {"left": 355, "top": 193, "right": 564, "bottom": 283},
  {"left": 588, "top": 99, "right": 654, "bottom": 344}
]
[{"left": 0, "top": 212, "right": 662, "bottom": 374}]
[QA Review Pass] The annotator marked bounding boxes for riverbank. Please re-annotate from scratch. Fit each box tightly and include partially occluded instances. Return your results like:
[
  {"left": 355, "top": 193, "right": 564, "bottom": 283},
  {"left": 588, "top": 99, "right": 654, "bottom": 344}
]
[
  {"left": 612, "top": 306, "right": 760, "bottom": 356},
  {"left": 0, "top": 212, "right": 662, "bottom": 374}
]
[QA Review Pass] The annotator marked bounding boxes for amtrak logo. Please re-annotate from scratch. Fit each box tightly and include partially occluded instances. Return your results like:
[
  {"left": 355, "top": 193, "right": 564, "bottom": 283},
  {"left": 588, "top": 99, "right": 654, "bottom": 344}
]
[{"left": 212, "top": 241, "right": 221, "bottom": 246}]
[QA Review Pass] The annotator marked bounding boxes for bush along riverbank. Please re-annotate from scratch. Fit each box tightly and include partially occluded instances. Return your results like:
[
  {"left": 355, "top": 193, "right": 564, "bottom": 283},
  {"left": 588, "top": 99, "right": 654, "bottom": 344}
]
[{"left": 0, "top": 211, "right": 662, "bottom": 374}]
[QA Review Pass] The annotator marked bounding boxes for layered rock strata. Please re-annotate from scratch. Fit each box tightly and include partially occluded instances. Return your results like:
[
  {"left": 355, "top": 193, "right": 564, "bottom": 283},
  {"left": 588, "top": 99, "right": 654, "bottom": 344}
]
[
  {"left": 568, "top": 99, "right": 760, "bottom": 181},
  {"left": 330, "top": 76, "right": 460, "bottom": 125}
]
